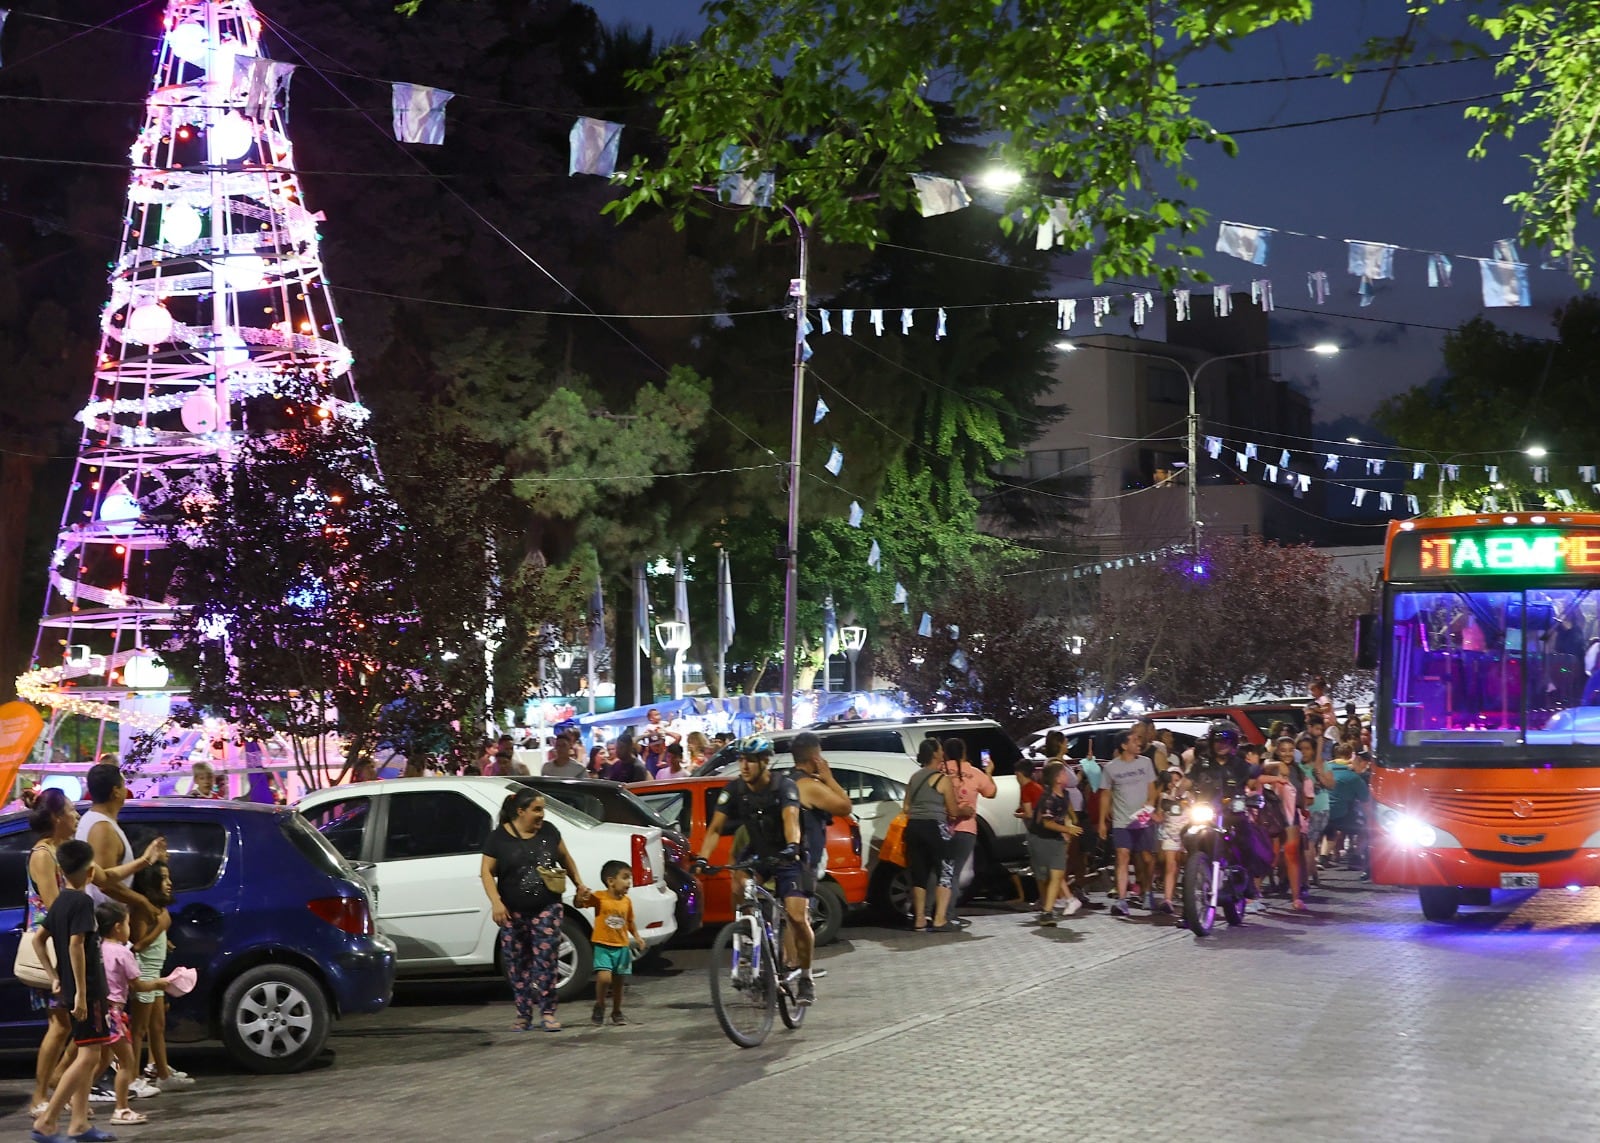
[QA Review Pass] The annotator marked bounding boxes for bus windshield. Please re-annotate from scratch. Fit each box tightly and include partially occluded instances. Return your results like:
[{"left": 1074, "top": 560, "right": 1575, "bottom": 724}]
[{"left": 1387, "top": 588, "right": 1600, "bottom": 750}]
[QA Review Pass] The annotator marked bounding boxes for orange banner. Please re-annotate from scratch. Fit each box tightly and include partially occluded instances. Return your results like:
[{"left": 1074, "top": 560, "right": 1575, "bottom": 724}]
[{"left": 0, "top": 702, "right": 45, "bottom": 797}]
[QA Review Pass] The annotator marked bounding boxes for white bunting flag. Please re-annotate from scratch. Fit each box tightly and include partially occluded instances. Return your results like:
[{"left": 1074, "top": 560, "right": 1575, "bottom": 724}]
[
  {"left": 718, "top": 145, "right": 774, "bottom": 206},
  {"left": 1236, "top": 452, "right": 1249, "bottom": 473},
  {"left": 893, "top": 582, "right": 909, "bottom": 612},
  {"left": 1428, "top": 253, "right": 1452, "bottom": 288},
  {"left": 1265, "top": 465, "right": 1279, "bottom": 484},
  {"left": 0, "top": 10, "right": 11, "bottom": 67},
  {"left": 1353, "top": 488, "right": 1368, "bottom": 507},
  {"left": 1325, "top": 454, "right": 1339, "bottom": 472},
  {"left": 392, "top": 83, "right": 455, "bottom": 145},
  {"left": 1532, "top": 466, "right": 1549, "bottom": 484},
  {"left": 910, "top": 173, "right": 972, "bottom": 217},
  {"left": 1582, "top": 466, "right": 1598, "bottom": 483},
  {"left": 870, "top": 309, "right": 885, "bottom": 336},
  {"left": 918, "top": 613, "right": 933, "bottom": 638},
  {"left": 1173, "top": 289, "right": 1191, "bottom": 321},
  {"left": 813, "top": 397, "right": 829, "bottom": 424},
  {"left": 1092, "top": 297, "right": 1111, "bottom": 327},
  {"left": 1245, "top": 443, "right": 1258, "bottom": 460},
  {"left": 1280, "top": 450, "right": 1291, "bottom": 469},
  {"left": 1407, "top": 495, "right": 1420, "bottom": 514},
  {"left": 1213, "top": 286, "right": 1232, "bottom": 317},
  {"left": 1487, "top": 465, "right": 1499, "bottom": 482},
  {"left": 1251, "top": 279, "right": 1274, "bottom": 312},
  {"left": 820, "top": 309, "right": 832, "bottom": 335},
  {"left": 1036, "top": 199, "right": 1078, "bottom": 250},
  {"left": 842, "top": 310, "right": 855, "bottom": 336},
  {"left": 1057, "top": 299, "right": 1077, "bottom": 331},
  {"left": 901, "top": 309, "right": 913, "bottom": 335},
  {"left": 1443, "top": 465, "right": 1459, "bottom": 481},
  {"left": 1205, "top": 436, "right": 1222, "bottom": 459},
  {"left": 1297, "top": 474, "right": 1312, "bottom": 494},
  {"left": 234, "top": 57, "right": 296, "bottom": 120},
  {"left": 825, "top": 447, "right": 843, "bottom": 476},
  {"left": 848, "top": 501, "right": 863, "bottom": 527},
  {"left": 1366, "top": 459, "right": 1385, "bottom": 476},
  {"left": 1307, "top": 270, "right": 1329, "bottom": 305},
  {"left": 1479, "top": 259, "right": 1531, "bottom": 307},
  {"left": 569, "top": 117, "right": 624, "bottom": 177},
  {"left": 1379, "top": 492, "right": 1393, "bottom": 510},
  {"left": 1215, "top": 221, "right": 1271, "bottom": 265},
  {"left": 1557, "top": 488, "right": 1576, "bottom": 507},
  {"left": 1132, "top": 291, "right": 1153, "bottom": 326},
  {"left": 936, "top": 308, "right": 948, "bottom": 340},
  {"left": 1413, "top": 462, "right": 1426, "bottom": 480},
  {"left": 867, "top": 540, "right": 881, "bottom": 569}
]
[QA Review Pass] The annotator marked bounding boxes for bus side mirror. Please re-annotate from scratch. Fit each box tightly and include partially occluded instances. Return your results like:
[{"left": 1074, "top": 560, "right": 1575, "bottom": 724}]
[{"left": 1354, "top": 613, "right": 1379, "bottom": 670}]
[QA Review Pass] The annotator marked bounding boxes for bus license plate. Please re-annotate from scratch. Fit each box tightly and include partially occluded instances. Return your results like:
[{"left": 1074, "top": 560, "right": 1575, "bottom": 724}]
[{"left": 1500, "top": 873, "right": 1540, "bottom": 889}]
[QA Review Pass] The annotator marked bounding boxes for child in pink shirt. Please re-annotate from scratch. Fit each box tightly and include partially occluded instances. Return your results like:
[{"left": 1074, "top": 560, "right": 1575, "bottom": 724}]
[{"left": 96, "top": 902, "right": 172, "bottom": 1125}]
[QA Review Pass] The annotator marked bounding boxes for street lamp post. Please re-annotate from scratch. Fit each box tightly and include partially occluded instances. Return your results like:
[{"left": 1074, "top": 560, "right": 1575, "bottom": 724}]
[
  {"left": 1059, "top": 340, "right": 1339, "bottom": 551},
  {"left": 840, "top": 625, "right": 866, "bottom": 693},
  {"left": 655, "top": 621, "right": 691, "bottom": 701},
  {"left": 779, "top": 206, "right": 808, "bottom": 733}
]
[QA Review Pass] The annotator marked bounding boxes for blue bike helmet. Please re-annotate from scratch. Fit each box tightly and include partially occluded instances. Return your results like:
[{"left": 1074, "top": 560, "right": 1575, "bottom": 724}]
[{"left": 736, "top": 735, "right": 774, "bottom": 758}]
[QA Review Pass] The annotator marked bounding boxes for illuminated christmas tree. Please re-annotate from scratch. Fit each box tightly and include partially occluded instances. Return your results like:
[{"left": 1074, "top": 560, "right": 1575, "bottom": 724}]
[{"left": 17, "top": 0, "right": 367, "bottom": 769}]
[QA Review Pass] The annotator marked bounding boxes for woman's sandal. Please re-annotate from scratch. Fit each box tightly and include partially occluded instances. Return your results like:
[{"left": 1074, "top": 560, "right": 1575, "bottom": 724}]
[
  {"left": 540, "top": 1014, "right": 562, "bottom": 1032},
  {"left": 112, "top": 1108, "right": 150, "bottom": 1125},
  {"left": 511, "top": 1017, "right": 532, "bottom": 1032}
]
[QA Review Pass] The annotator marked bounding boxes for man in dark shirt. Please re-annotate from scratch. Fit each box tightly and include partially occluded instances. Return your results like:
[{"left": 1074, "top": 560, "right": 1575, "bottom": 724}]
[
  {"left": 696, "top": 737, "right": 819, "bottom": 1005},
  {"left": 1188, "top": 723, "right": 1255, "bottom": 801},
  {"left": 33, "top": 839, "right": 113, "bottom": 1141}
]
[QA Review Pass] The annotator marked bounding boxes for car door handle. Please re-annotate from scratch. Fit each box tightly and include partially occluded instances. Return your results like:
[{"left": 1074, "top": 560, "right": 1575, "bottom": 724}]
[{"left": 174, "top": 904, "right": 224, "bottom": 927}]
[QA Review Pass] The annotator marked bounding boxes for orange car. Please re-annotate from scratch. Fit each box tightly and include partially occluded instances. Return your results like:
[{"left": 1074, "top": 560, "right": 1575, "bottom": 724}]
[{"left": 633, "top": 775, "right": 868, "bottom": 946}]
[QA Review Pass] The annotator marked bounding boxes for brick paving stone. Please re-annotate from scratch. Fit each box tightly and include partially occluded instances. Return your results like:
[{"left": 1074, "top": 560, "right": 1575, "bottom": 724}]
[{"left": 4, "top": 874, "right": 1599, "bottom": 1142}]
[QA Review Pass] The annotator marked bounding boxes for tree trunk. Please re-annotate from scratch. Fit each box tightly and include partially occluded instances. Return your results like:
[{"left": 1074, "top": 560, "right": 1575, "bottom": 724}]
[{"left": 0, "top": 447, "right": 42, "bottom": 701}]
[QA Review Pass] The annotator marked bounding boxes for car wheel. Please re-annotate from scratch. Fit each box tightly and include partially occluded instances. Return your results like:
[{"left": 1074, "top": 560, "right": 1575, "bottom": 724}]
[
  {"left": 810, "top": 880, "right": 847, "bottom": 947},
  {"left": 554, "top": 914, "right": 593, "bottom": 1004},
  {"left": 870, "top": 862, "right": 914, "bottom": 924},
  {"left": 220, "top": 964, "right": 331, "bottom": 1074}
]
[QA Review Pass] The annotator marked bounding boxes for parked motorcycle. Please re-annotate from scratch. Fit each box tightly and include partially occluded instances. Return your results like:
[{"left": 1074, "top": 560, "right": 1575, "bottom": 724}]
[{"left": 1181, "top": 792, "right": 1270, "bottom": 936}]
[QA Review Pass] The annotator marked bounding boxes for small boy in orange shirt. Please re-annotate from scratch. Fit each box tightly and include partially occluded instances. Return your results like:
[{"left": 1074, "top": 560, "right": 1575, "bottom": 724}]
[{"left": 588, "top": 859, "right": 644, "bottom": 1026}]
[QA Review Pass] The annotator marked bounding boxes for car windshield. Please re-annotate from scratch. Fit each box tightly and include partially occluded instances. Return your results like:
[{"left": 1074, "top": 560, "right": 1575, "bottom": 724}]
[{"left": 1386, "top": 587, "right": 1600, "bottom": 752}]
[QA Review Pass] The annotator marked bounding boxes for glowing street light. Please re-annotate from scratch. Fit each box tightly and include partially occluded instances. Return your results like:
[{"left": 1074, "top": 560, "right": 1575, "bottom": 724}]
[{"left": 1526, "top": 445, "right": 1548, "bottom": 458}]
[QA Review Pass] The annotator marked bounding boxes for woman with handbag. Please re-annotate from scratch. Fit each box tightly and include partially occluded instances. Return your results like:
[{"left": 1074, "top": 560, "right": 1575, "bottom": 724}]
[
  {"left": 480, "top": 789, "right": 592, "bottom": 1032},
  {"left": 23, "top": 789, "right": 77, "bottom": 1115}
]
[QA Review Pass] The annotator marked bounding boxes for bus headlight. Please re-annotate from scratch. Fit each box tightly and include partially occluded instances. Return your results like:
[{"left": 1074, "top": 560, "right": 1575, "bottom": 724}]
[{"left": 1376, "top": 804, "right": 1436, "bottom": 847}]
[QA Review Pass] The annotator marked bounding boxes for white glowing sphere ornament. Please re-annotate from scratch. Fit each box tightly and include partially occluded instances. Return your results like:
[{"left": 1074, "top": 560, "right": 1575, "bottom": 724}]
[
  {"left": 124, "top": 303, "right": 175, "bottom": 346},
  {"left": 161, "top": 202, "right": 203, "bottom": 247}
]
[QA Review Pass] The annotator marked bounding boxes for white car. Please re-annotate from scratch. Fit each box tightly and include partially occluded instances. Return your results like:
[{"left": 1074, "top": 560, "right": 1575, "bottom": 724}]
[
  {"left": 1021, "top": 718, "right": 1214, "bottom": 762},
  {"left": 297, "top": 776, "right": 678, "bottom": 1002}
]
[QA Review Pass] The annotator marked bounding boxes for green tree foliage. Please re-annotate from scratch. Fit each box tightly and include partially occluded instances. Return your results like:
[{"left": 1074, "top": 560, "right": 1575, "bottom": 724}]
[
  {"left": 603, "top": 0, "right": 1313, "bottom": 286},
  {"left": 1375, "top": 296, "right": 1600, "bottom": 513},
  {"left": 878, "top": 576, "right": 1079, "bottom": 738},
  {"left": 1076, "top": 535, "right": 1368, "bottom": 713},
  {"left": 154, "top": 381, "right": 536, "bottom": 784}
]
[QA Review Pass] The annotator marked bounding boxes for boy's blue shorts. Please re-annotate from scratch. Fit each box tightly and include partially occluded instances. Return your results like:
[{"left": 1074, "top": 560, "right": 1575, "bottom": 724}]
[{"left": 593, "top": 944, "right": 633, "bottom": 975}]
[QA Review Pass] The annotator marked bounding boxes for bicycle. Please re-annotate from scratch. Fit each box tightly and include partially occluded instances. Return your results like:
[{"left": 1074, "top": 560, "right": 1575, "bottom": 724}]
[{"left": 701, "top": 856, "right": 808, "bottom": 1048}]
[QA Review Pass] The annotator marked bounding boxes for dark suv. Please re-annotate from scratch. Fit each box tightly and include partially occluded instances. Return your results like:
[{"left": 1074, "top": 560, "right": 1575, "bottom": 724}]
[{"left": 0, "top": 800, "right": 395, "bottom": 1074}]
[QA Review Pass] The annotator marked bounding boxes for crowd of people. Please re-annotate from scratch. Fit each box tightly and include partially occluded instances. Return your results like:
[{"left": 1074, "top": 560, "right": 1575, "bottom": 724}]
[{"left": 1012, "top": 699, "right": 1374, "bottom": 923}]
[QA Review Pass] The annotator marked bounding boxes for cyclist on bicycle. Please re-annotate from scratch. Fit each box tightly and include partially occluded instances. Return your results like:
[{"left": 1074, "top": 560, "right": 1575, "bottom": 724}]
[{"left": 696, "top": 736, "right": 819, "bottom": 1005}]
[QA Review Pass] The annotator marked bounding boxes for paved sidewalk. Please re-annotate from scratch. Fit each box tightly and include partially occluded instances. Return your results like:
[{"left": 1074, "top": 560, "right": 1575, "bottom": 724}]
[{"left": 5, "top": 874, "right": 1600, "bottom": 1142}]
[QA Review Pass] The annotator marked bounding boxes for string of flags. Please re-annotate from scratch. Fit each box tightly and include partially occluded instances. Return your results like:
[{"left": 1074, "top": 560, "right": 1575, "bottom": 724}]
[
  {"left": 1215, "top": 220, "right": 1541, "bottom": 309},
  {"left": 1203, "top": 432, "right": 1600, "bottom": 513},
  {"left": 1069, "top": 545, "right": 1187, "bottom": 579}
]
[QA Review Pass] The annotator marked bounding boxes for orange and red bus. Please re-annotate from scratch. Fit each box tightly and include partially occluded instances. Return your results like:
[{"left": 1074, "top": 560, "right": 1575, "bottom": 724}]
[{"left": 1371, "top": 512, "right": 1600, "bottom": 920}]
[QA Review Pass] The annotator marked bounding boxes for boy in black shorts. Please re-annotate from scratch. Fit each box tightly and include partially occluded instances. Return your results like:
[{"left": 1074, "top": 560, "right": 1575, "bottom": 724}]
[{"left": 32, "top": 839, "right": 113, "bottom": 1143}]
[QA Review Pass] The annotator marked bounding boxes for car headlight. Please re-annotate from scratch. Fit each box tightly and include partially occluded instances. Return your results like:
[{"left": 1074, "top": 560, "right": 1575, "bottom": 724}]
[{"left": 1188, "top": 803, "right": 1215, "bottom": 825}]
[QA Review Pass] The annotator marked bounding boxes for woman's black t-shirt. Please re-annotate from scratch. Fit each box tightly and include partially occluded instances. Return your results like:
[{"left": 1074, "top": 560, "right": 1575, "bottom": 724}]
[{"left": 482, "top": 822, "right": 564, "bottom": 914}]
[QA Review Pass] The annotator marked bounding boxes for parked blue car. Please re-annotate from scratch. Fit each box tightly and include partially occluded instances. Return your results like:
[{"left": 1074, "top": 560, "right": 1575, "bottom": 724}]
[{"left": 0, "top": 799, "right": 395, "bottom": 1073}]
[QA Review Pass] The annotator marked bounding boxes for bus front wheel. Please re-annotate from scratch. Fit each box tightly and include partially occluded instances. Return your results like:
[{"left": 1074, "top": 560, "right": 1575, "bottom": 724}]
[{"left": 1419, "top": 886, "right": 1460, "bottom": 922}]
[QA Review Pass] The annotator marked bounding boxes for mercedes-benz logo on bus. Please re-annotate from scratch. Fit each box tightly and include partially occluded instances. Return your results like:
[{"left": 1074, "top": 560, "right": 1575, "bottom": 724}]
[{"left": 1510, "top": 798, "right": 1536, "bottom": 819}]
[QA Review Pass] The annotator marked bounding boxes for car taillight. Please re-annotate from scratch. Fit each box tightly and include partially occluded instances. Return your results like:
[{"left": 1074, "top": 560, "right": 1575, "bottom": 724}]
[
  {"left": 850, "top": 818, "right": 862, "bottom": 857},
  {"left": 660, "top": 832, "right": 691, "bottom": 869},
  {"left": 308, "top": 896, "right": 372, "bottom": 936},
  {"left": 630, "top": 834, "right": 655, "bottom": 886}
]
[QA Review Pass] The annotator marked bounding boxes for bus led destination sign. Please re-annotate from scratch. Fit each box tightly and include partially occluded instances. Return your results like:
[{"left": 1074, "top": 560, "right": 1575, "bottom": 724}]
[{"left": 1416, "top": 530, "right": 1600, "bottom": 575}]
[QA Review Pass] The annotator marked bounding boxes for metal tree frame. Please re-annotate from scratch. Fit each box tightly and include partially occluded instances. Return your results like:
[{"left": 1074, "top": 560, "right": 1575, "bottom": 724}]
[{"left": 18, "top": 0, "right": 365, "bottom": 766}]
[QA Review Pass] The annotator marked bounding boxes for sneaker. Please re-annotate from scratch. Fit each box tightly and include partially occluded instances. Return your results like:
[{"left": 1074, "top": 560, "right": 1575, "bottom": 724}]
[
  {"left": 1060, "top": 896, "right": 1083, "bottom": 917},
  {"left": 128, "top": 1077, "right": 161, "bottom": 1098},
  {"left": 1109, "top": 899, "right": 1130, "bottom": 917},
  {"left": 609, "top": 1012, "right": 628, "bottom": 1026},
  {"left": 796, "top": 977, "right": 816, "bottom": 1006},
  {"left": 89, "top": 1085, "right": 116, "bottom": 1103},
  {"left": 142, "top": 1064, "right": 158, "bottom": 1081},
  {"left": 591, "top": 1006, "right": 605, "bottom": 1027},
  {"left": 1036, "top": 912, "right": 1057, "bottom": 926},
  {"left": 1155, "top": 900, "right": 1175, "bottom": 916},
  {"left": 155, "top": 1070, "right": 193, "bottom": 1090}
]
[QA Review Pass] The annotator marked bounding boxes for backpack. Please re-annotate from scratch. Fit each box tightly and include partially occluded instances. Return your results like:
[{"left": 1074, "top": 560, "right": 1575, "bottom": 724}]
[
  {"left": 1027, "top": 791, "right": 1054, "bottom": 838},
  {"left": 1257, "top": 786, "right": 1290, "bottom": 839}
]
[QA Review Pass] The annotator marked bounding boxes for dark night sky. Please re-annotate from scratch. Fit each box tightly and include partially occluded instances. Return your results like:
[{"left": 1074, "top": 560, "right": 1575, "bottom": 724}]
[{"left": 589, "top": 0, "right": 1594, "bottom": 432}]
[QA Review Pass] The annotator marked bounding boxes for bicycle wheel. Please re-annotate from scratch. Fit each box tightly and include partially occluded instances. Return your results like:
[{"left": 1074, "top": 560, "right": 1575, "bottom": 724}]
[
  {"left": 775, "top": 917, "right": 807, "bottom": 1030},
  {"left": 709, "top": 920, "right": 776, "bottom": 1048}
]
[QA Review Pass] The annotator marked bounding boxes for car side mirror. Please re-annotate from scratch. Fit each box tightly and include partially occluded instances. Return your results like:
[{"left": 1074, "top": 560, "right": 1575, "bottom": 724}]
[{"left": 1354, "top": 613, "right": 1379, "bottom": 670}]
